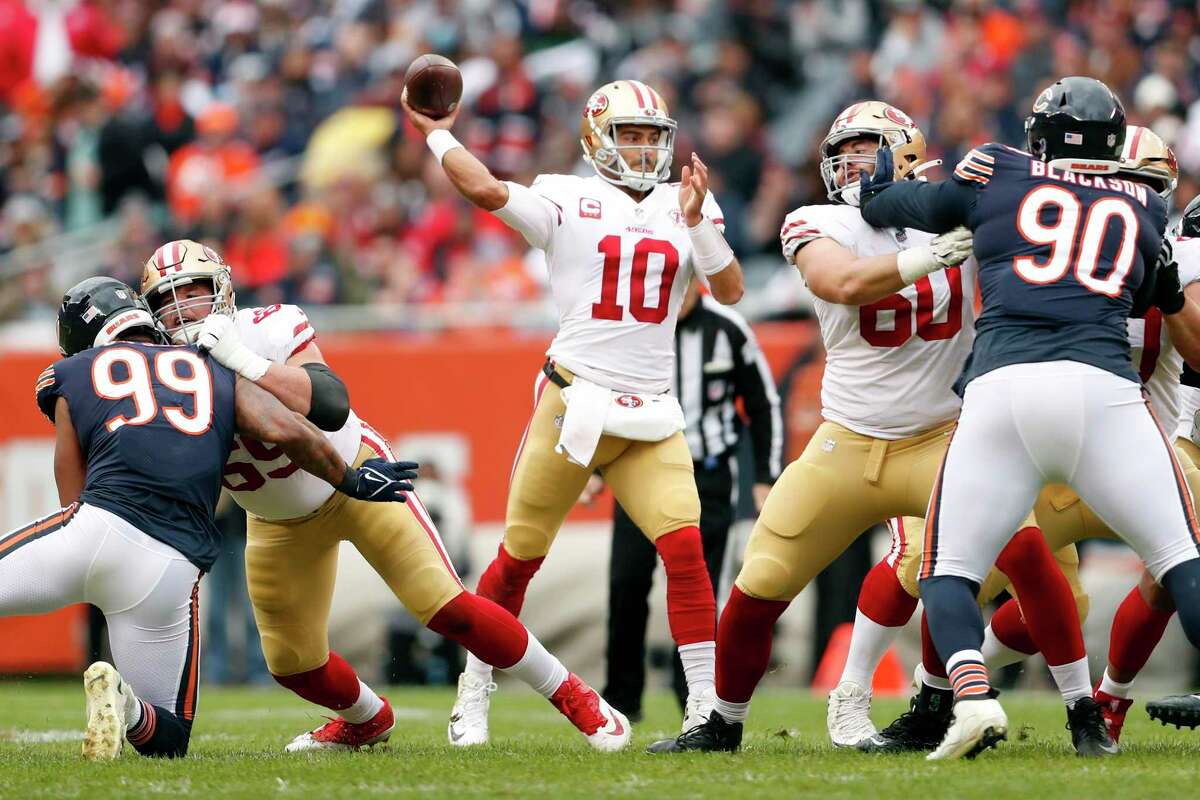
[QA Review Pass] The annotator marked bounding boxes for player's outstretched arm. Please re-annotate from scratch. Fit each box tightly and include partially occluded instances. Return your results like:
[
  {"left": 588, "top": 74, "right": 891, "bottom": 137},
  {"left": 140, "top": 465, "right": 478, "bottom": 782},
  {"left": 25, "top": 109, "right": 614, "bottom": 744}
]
[
  {"left": 859, "top": 147, "right": 976, "bottom": 233},
  {"left": 680, "top": 153, "right": 743, "bottom": 303},
  {"left": 197, "top": 315, "right": 350, "bottom": 431},
  {"left": 796, "top": 229, "right": 973, "bottom": 306},
  {"left": 52, "top": 397, "right": 85, "bottom": 507},
  {"left": 234, "top": 377, "right": 416, "bottom": 503},
  {"left": 401, "top": 90, "right": 508, "bottom": 211}
]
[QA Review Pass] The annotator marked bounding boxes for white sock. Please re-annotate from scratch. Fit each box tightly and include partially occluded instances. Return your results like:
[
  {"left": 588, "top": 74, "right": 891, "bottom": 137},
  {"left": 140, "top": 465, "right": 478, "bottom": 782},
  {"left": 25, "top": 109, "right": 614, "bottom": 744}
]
[
  {"left": 839, "top": 610, "right": 900, "bottom": 688},
  {"left": 916, "top": 663, "right": 950, "bottom": 691},
  {"left": 500, "top": 631, "right": 568, "bottom": 698},
  {"left": 124, "top": 695, "right": 144, "bottom": 731},
  {"left": 981, "top": 624, "right": 1029, "bottom": 670},
  {"left": 1048, "top": 657, "right": 1092, "bottom": 706},
  {"left": 465, "top": 652, "right": 494, "bottom": 683},
  {"left": 341, "top": 680, "right": 384, "bottom": 724},
  {"left": 1098, "top": 669, "right": 1135, "bottom": 699},
  {"left": 679, "top": 640, "right": 715, "bottom": 696},
  {"left": 713, "top": 695, "right": 749, "bottom": 723}
]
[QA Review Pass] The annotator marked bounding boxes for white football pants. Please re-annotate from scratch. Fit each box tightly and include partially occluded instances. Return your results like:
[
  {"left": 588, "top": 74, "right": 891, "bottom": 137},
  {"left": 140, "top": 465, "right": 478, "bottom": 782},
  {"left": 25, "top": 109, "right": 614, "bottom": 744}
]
[
  {"left": 0, "top": 502, "right": 202, "bottom": 717},
  {"left": 922, "top": 361, "right": 1200, "bottom": 584}
]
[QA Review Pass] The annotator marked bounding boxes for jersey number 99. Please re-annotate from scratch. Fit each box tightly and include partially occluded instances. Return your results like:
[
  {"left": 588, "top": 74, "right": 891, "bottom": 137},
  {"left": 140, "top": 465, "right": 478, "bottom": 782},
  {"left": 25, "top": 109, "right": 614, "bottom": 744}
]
[{"left": 92, "top": 348, "right": 213, "bottom": 435}]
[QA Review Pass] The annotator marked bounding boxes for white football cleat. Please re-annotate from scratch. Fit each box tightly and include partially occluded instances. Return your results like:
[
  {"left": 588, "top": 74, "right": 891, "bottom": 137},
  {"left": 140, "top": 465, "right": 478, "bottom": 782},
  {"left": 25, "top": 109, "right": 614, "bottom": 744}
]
[
  {"left": 448, "top": 672, "right": 496, "bottom": 747},
  {"left": 548, "top": 673, "right": 631, "bottom": 753},
  {"left": 683, "top": 686, "right": 716, "bottom": 732},
  {"left": 927, "top": 697, "right": 1007, "bottom": 761},
  {"left": 827, "top": 681, "right": 877, "bottom": 747},
  {"left": 82, "top": 662, "right": 132, "bottom": 760}
]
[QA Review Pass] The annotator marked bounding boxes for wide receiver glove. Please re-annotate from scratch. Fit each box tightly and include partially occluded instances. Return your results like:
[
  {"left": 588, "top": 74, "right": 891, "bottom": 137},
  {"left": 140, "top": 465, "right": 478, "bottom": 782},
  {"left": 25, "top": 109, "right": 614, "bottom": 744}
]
[
  {"left": 1153, "top": 236, "right": 1186, "bottom": 315},
  {"left": 338, "top": 458, "right": 419, "bottom": 503},
  {"left": 195, "top": 313, "right": 271, "bottom": 381}
]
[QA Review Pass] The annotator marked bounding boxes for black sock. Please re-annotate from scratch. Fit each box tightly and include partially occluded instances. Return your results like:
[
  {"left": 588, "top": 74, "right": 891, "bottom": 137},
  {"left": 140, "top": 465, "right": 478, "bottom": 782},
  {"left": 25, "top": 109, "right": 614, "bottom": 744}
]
[
  {"left": 127, "top": 700, "right": 193, "bottom": 758},
  {"left": 1163, "top": 558, "right": 1200, "bottom": 649}
]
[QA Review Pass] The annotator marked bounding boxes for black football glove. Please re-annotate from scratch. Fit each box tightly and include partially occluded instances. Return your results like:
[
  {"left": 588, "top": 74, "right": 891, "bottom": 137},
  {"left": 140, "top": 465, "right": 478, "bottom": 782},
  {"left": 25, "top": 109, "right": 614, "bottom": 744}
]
[
  {"left": 857, "top": 146, "right": 896, "bottom": 209},
  {"left": 1153, "top": 237, "right": 1186, "bottom": 315},
  {"left": 338, "top": 458, "right": 419, "bottom": 502}
]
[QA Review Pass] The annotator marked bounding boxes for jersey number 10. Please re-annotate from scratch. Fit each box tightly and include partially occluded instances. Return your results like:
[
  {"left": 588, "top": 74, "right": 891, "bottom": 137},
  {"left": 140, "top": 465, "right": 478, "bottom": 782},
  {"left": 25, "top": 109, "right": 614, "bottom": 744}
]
[{"left": 591, "top": 236, "right": 680, "bottom": 324}]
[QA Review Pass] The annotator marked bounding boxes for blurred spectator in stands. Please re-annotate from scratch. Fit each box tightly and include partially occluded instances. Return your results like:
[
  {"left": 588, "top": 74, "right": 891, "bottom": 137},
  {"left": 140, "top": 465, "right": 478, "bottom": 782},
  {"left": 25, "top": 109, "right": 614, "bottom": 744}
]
[
  {"left": 168, "top": 102, "right": 258, "bottom": 228},
  {"left": 224, "top": 182, "right": 288, "bottom": 302}
]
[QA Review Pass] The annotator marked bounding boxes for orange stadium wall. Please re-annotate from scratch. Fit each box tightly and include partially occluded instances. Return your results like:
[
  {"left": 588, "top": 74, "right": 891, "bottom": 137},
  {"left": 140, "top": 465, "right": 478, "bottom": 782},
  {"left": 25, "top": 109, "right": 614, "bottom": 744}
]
[{"left": 0, "top": 321, "right": 822, "bottom": 673}]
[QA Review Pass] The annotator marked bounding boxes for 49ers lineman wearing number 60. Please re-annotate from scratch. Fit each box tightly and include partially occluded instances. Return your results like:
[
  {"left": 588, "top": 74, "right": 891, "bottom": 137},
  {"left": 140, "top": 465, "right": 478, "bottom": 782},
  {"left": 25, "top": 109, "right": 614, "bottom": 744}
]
[{"left": 401, "top": 78, "right": 744, "bottom": 744}]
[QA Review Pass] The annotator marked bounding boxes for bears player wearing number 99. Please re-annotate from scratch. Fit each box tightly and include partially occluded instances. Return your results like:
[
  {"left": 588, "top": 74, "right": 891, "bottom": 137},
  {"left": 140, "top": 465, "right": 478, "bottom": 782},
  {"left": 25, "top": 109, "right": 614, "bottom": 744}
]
[
  {"left": 402, "top": 78, "right": 744, "bottom": 742},
  {"left": 858, "top": 76, "right": 1200, "bottom": 760},
  {"left": 8, "top": 277, "right": 413, "bottom": 761},
  {"left": 142, "top": 241, "right": 632, "bottom": 754},
  {"left": 650, "top": 101, "right": 1087, "bottom": 756}
]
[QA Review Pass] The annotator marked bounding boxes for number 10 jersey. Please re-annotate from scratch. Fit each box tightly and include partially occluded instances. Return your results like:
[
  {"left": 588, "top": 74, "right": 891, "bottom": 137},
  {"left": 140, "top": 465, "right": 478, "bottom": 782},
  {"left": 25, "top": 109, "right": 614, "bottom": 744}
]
[
  {"left": 497, "top": 173, "right": 724, "bottom": 394},
  {"left": 781, "top": 203, "right": 978, "bottom": 440}
]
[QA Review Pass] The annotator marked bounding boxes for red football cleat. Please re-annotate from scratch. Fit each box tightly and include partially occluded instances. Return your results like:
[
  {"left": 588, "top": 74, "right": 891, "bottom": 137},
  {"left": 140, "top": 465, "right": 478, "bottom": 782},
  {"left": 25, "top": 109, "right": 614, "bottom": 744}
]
[
  {"left": 284, "top": 696, "right": 395, "bottom": 752},
  {"left": 549, "top": 673, "right": 631, "bottom": 752},
  {"left": 1094, "top": 687, "right": 1134, "bottom": 743}
]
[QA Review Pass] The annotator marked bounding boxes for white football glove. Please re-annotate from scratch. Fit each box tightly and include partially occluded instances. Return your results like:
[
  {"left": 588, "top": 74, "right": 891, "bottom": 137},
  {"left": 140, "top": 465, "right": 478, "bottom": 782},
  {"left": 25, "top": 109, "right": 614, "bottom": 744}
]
[
  {"left": 896, "top": 226, "right": 974, "bottom": 284},
  {"left": 196, "top": 314, "right": 270, "bottom": 381},
  {"left": 930, "top": 227, "right": 974, "bottom": 267}
]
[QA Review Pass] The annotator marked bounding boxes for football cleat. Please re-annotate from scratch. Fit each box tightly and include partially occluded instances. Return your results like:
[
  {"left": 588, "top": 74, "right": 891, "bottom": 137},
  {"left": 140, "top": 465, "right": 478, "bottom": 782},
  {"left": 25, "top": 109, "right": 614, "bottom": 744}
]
[
  {"left": 448, "top": 672, "right": 496, "bottom": 747},
  {"left": 646, "top": 710, "right": 743, "bottom": 753},
  {"left": 82, "top": 662, "right": 132, "bottom": 760},
  {"left": 1093, "top": 686, "right": 1134, "bottom": 744},
  {"left": 1146, "top": 693, "right": 1200, "bottom": 729},
  {"left": 683, "top": 686, "right": 716, "bottom": 733},
  {"left": 1066, "top": 696, "right": 1119, "bottom": 756},
  {"left": 927, "top": 697, "right": 1007, "bottom": 761},
  {"left": 548, "top": 673, "right": 631, "bottom": 752},
  {"left": 827, "top": 681, "right": 877, "bottom": 747},
  {"left": 285, "top": 697, "right": 395, "bottom": 752},
  {"left": 857, "top": 681, "right": 952, "bottom": 753}
]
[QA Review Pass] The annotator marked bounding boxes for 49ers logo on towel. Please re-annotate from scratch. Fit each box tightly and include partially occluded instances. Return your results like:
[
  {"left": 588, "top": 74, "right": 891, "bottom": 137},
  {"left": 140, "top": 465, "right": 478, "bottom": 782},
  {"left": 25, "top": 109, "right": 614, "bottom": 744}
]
[{"left": 615, "top": 394, "right": 643, "bottom": 408}]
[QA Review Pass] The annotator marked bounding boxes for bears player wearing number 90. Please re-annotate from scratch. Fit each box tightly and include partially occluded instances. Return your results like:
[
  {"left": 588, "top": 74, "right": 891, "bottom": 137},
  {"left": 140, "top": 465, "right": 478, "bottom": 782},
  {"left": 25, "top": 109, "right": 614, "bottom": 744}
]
[
  {"left": 142, "top": 241, "right": 632, "bottom": 754},
  {"left": 402, "top": 78, "right": 744, "bottom": 742},
  {"left": 7, "top": 276, "right": 413, "bottom": 761},
  {"left": 651, "top": 101, "right": 1088, "bottom": 756},
  {"left": 858, "top": 76, "right": 1200, "bottom": 760}
]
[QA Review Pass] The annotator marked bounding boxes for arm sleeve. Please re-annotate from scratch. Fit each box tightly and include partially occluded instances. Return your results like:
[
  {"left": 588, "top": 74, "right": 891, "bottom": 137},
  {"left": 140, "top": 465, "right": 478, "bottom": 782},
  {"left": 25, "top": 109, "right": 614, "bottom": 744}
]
[
  {"left": 492, "top": 180, "right": 561, "bottom": 250},
  {"left": 860, "top": 179, "right": 978, "bottom": 234},
  {"left": 731, "top": 322, "right": 784, "bottom": 483},
  {"left": 35, "top": 362, "right": 63, "bottom": 422},
  {"left": 301, "top": 362, "right": 350, "bottom": 432}
]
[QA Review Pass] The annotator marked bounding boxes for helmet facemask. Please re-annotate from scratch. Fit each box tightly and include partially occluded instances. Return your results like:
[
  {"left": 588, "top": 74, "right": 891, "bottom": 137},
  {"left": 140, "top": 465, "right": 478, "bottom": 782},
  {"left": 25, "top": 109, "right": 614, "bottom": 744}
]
[
  {"left": 582, "top": 117, "right": 677, "bottom": 193},
  {"left": 149, "top": 268, "right": 235, "bottom": 344},
  {"left": 819, "top": 119, "right": 929, "bottom": 206}
]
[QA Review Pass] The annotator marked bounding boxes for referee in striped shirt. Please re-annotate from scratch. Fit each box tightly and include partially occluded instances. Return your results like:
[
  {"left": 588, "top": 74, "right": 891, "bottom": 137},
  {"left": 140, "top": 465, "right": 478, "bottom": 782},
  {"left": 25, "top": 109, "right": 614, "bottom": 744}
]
[{"left": 591, "top": 278, "right": 783, "bottom": 720}]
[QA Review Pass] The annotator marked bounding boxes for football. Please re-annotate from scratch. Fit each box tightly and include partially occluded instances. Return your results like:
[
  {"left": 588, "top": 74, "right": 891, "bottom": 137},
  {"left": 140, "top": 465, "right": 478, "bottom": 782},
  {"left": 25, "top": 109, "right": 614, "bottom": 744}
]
[{"left": 404, "top": 54, "right": 463, "bottom": 119}]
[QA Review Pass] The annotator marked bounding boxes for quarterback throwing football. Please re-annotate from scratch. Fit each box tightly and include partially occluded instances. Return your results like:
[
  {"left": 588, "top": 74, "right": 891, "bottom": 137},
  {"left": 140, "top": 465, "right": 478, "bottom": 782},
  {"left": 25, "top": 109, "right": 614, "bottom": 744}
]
[{"left": 403, "top": 78, "right": 744, "bottom": 743}]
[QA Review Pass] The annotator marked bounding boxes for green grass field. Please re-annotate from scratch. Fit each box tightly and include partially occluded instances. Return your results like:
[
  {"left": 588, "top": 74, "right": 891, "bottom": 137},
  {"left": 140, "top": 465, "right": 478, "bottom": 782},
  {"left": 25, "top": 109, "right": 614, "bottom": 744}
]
[{"left": 1, "top": 682, "right": 1199, "bottom": 798}]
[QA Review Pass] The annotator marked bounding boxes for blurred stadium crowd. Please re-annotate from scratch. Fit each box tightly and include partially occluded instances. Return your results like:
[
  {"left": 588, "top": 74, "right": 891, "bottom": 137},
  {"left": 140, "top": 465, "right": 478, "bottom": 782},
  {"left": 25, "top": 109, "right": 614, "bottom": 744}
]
[{"left": 1, "top": 0, "right": 1198, "bottom": 323}]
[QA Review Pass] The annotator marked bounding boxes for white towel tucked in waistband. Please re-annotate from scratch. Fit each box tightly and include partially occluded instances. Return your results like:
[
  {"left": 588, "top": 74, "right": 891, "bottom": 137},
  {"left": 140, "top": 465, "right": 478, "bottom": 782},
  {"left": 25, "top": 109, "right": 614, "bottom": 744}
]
[
  {"left": 556, "top": 376, "right": 686, "bottom": 468},
  {"left": 555, "top": 377, "right": 610, "bottom": 467}
]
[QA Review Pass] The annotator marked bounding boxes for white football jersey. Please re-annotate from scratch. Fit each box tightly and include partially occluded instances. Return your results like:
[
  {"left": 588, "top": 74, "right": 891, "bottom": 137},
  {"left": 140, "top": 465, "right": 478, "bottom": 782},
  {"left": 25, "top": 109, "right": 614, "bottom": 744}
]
[
  {"left": 1162, "top": 237, "right": 1200, "bottom": 441},
  {"left": 500, "top": 174, "right": 723, "bottom": 394},
  {"left": 781, "top": 203, "right": 977, "bottom": 439},
  {"left": 222, "top": 304, "right": 365, "bottom": 521}
]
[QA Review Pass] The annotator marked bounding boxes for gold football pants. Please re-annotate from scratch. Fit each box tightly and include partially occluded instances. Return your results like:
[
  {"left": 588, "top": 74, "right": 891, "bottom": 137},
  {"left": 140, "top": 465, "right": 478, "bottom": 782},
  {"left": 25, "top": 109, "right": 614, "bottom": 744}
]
[
  {"left": 245, "top": 444, "right": 464, "bottom": 676},
  {"left": 502, "top": 366, "right": 701, "bottom": 561},
  {"left": 736, "top": 420, "right": 953, "bottom": 602}
]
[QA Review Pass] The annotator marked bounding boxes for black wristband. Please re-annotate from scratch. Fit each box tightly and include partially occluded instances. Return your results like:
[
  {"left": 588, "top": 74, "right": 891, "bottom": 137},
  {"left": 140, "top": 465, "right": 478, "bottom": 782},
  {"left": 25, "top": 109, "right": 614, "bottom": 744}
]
[{"left": 337, "top": 464, "right": 357, "bottom": 495}]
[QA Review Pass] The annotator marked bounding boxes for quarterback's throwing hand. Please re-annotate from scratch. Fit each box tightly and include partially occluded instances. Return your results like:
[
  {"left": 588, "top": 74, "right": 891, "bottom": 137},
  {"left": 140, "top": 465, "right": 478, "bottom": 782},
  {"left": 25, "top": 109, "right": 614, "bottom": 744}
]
[
  {"left": 400, "top": 87, "right": 460, "bottom": 136},
  {"left": 679, "top": 152, "right": 709, "bottom": 226}
]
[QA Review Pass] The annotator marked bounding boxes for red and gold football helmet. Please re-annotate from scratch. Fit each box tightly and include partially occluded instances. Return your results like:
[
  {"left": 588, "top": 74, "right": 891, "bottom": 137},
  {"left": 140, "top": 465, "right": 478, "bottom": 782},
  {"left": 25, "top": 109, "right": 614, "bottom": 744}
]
[
  {"left": 579, "top": 80, "right": 677, "bottom": 192},
  {"left": 819, "top": 101, "right": 929, "bottom": 206},
  {"left": 139, "top": 239, "right": 235, "bottom": 344},
  {"left": 1119, "top": 125, "right": 1178, "bottom": 199}
]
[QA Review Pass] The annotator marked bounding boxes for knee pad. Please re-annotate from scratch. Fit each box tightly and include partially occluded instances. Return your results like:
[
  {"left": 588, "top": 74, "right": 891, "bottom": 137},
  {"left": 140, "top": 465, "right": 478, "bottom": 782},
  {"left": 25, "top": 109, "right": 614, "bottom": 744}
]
[
  {"left": 503, "top": 523, "right": 554, "bottom": 561},
  {"left": 736, "top": 523, "right": 800, "bottom": 602},
  {"left": 259, "top": 630, "right": 327, "bottom": 677},
  {"left": 651, "top": 482, "right": 701, "bottom": 537},
  {"left": 398, "top": 564, "right": 462, "bottom": 624}
]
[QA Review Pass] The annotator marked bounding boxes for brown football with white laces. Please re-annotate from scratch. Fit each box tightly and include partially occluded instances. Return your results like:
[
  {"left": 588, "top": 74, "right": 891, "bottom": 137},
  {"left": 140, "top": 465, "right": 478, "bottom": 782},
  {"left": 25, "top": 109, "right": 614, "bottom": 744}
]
[{"left": 404, "top": 54, "right": 463, "bottom": 119}]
